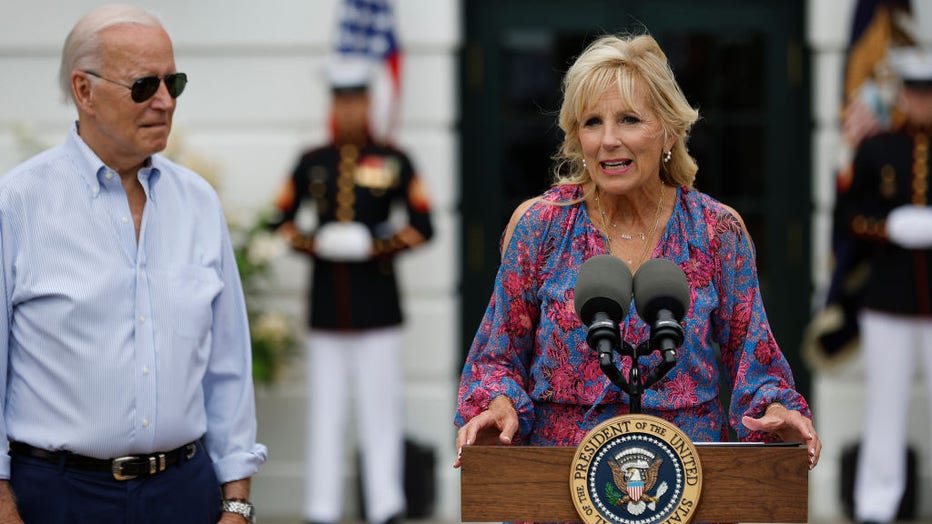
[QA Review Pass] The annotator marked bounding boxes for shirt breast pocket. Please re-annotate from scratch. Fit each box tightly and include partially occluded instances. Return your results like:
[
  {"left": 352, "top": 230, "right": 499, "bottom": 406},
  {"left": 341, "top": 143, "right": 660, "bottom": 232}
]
[{"left": 171, "top": 265, "right": 223, "bottom": 342}]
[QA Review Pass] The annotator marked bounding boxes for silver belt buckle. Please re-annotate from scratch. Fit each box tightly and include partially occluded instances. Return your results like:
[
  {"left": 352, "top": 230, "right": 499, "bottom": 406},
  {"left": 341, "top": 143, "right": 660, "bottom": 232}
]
[{"left": 111, "top": 456, "right": 138, "bottom": 481}]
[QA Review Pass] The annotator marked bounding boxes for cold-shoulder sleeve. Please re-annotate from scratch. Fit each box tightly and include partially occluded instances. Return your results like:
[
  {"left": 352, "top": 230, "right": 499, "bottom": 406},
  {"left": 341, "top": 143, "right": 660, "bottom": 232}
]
[
  {"left": 454, "top": 204, "right": 544, "bottom": 441},
  {"left": 709, "top": 211, "right": 812, "bottom": 441}
]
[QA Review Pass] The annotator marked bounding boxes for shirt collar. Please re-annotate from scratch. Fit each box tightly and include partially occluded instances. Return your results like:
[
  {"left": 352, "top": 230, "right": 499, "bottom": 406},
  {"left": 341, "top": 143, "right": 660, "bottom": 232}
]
[{"left": 66, "top": 122, "right": 162, "bottom": 202}]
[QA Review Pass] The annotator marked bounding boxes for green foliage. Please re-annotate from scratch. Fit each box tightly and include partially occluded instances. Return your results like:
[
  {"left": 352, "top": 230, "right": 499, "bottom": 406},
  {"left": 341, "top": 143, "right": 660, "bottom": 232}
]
[
  {"left": 605, "top": 482, "right": 624, "bottom": 506},
  {"left": 230, "top": 209, "right": 298, "bottom": 384}
]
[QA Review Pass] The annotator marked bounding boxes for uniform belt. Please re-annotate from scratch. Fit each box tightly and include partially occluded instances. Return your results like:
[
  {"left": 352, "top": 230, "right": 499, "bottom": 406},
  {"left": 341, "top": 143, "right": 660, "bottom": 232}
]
[{"left": 9, "top": 440, "right": 197, "bottom": 481}]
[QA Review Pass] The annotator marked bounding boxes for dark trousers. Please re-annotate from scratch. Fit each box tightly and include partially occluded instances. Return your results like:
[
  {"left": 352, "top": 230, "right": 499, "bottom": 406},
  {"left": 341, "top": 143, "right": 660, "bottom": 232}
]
[{"left": 10, "top": 442, "right": 222, "bottom": 523}]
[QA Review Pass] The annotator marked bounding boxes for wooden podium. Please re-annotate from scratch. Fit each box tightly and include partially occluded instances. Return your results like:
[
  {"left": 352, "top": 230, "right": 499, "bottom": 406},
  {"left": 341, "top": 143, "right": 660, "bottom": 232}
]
[{"left": 460, "top": 443, "right": 808, "bottom": 523}]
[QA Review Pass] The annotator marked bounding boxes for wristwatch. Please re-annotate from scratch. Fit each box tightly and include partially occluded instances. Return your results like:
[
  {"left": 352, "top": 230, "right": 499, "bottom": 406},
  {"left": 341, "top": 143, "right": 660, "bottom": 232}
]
[{"left": 221, "top": 499, "right": 256, "bottom": 524}]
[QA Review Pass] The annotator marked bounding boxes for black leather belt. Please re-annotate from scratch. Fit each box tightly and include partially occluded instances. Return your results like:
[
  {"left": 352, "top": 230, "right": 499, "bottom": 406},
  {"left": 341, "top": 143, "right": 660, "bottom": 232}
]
[{"left": 9, "top": 441, "right": 197, "bottom": 481}]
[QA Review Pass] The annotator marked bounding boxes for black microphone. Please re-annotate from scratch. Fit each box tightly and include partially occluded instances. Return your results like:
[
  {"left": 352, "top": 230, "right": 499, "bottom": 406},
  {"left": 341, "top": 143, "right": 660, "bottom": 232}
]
[
  {"left": 573, "top": 255, "right": 633, "bottom": 367},
  {"left": 633, "top": 258, "right": 690, "bottom": 366}
]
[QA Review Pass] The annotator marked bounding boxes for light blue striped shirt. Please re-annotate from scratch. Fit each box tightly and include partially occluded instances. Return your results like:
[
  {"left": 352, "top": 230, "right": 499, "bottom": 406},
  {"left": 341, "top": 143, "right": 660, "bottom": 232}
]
[{"left": 0, "top": 124, "right": 267, "bottom": 482}]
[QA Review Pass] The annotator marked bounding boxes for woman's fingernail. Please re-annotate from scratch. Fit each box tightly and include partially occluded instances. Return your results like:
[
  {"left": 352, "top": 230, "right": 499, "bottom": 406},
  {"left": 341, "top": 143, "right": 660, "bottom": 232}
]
[{"left": 502, "top": 435, "right": 511, "bottom": 442}]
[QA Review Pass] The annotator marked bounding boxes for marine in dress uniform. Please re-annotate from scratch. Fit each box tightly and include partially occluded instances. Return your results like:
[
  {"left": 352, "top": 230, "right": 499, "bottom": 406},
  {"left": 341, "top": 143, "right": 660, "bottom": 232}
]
[
  {"left": 840, "top": 46, "right": 932, "bottom": 524},
  {"left": 272, "top": 57, "right": 433, "bottom": 524}
]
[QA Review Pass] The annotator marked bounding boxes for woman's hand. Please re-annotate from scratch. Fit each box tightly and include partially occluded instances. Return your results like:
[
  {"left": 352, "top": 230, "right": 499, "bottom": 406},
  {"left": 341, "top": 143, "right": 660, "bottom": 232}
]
[
  {"left": 454, "top": 395, "right": 519, "bottom": 468},
  {"left": 742, "top": 403, "right": 822, "bottom": 469}
]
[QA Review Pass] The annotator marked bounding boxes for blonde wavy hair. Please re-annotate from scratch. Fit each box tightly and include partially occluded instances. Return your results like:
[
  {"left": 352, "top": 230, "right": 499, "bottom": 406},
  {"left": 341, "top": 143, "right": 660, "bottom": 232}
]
[{"left": 553, "top": 33, "right": 699, "bottom": 196}]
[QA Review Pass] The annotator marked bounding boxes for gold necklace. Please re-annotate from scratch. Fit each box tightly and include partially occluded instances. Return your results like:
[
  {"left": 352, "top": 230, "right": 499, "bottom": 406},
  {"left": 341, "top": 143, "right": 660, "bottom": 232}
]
[
  {"left": 595, "top": 192, "right": 645, "bottom": 241},
  {"left": 595, "top": 184, "right": 666, "bottom": 267}
]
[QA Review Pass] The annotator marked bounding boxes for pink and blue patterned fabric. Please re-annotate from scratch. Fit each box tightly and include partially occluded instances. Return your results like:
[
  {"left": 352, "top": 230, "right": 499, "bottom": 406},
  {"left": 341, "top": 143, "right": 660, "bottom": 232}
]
[{"left": 455, "top": 184, "right": 811, "bottom": 445}]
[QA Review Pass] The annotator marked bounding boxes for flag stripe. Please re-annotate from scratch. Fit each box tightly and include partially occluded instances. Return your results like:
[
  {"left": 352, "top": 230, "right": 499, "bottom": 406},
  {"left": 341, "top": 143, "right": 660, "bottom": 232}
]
[{"left": 335, "top": 0, "right": 402, "bottom": 142}]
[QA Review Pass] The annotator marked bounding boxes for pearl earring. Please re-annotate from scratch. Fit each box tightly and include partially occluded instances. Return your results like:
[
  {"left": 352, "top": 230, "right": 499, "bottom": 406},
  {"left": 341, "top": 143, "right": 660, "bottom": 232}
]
[
  {"left": 663, "top": 151, "right": 672, "bottom": 163},
  {"left": 582, "top": 159, "right": 588, "bottom": 169}
]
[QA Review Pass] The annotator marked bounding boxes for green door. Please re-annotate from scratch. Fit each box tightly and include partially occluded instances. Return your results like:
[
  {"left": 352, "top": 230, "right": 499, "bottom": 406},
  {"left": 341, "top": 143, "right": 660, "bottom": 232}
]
[{"left": 460, "top": 0, "right": 811, "bottom": 395}]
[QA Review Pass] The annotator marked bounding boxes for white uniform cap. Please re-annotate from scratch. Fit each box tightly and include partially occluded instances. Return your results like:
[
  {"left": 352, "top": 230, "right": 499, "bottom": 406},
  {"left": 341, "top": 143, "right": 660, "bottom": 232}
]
[
  {"left": 327, "top": 54, "right": 373, "bottom": 92},
  {"left": 888, "top": 46, "right": 932, "bottom": 84}
]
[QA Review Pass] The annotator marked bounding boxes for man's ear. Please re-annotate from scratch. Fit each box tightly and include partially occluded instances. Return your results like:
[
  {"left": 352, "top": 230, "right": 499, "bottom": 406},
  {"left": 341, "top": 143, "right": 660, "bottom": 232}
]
[{"left": 71, "top": 71, "right": 94, "bottom": 113}]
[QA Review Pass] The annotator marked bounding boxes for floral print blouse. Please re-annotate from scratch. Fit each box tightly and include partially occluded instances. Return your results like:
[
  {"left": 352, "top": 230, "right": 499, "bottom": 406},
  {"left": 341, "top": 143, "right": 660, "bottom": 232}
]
[{"left": 455, "top": 184, "right": 811, "bottom": 445}]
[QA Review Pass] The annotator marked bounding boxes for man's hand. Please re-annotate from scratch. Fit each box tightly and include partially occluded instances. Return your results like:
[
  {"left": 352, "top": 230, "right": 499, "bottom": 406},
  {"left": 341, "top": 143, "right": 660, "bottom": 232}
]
[
  {"left": 0, "top": 481, "right": 25, "bottom": 524},
  {"left": 219, "top": 513, "right": 249, "bottom": 524},
  {"left": 218, "top": 479, "right": 252, "bottom": 524}
]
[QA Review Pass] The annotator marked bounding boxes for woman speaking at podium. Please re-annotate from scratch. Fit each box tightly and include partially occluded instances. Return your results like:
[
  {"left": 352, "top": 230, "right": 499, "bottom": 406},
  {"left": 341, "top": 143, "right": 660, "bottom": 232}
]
[{"left": 453, "top": 33, "right": 820, "bottom": 469}]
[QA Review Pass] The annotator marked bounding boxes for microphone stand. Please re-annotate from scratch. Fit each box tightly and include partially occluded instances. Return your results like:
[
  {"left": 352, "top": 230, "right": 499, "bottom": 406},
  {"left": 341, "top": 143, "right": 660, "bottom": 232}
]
[{"left": 598, "top": 339, "right": 677, "bottom": 414}]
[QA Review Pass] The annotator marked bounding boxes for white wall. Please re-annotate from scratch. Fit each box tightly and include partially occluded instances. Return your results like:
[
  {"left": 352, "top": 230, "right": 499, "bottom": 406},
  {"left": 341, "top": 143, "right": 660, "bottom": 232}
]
[
  {"left": 0, "top": 0, "right": 462, "bottom": 520},
  {"left": 807, "top": 0, "right": 932, "bottom": 520}
]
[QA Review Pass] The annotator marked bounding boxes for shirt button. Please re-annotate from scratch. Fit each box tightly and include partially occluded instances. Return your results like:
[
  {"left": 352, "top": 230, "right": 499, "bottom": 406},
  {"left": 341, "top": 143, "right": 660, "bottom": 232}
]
[
  {"left": 106, "top": 172, "right": 114, "bottom": 180},
  {"left": 143, "top": 367, "right": 150, "bottom": 375},
  {"left": 121, "top": 216, "right": 129, "bottom": 224},
  {"left": 138, "top": 316, "right": 146, "bottom": 324},
  {"left": 142, "top": 419, "right": 149, "bottom": 427}
]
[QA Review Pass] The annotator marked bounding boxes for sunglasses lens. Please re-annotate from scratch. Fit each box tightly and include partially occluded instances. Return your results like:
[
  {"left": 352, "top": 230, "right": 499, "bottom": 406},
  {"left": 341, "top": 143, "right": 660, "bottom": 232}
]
[
  {"left": 166, "top": 73, "right": 187, "bottom": 98},
  {"left": 131, "top": 77, "right": 161, "bottom": 103}
]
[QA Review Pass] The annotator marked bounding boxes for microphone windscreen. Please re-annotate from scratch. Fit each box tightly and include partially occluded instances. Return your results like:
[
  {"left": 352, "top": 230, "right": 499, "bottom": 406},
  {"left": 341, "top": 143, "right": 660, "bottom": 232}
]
[
  {"left": 633, "top": 258, "right": 690, "bottom": 323},
  {"left": 573, "top": 255, "right": 633, "bottom": 325}
]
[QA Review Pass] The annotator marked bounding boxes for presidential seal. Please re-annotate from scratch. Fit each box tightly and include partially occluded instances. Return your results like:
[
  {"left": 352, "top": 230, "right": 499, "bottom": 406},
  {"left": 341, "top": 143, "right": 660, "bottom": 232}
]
[{"left": 570, "top": 415, "right": 702, "bottom": 524}]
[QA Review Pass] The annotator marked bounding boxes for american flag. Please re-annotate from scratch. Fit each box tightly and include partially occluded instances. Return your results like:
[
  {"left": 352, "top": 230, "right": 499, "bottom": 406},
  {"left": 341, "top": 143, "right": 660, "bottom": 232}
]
[{"left": 334, "top": 0, "right": 402, "bottom": 143}]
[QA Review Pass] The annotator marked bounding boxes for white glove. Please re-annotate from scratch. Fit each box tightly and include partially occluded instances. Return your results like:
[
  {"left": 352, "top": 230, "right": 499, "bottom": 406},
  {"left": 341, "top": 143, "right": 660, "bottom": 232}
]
[
  {"left": 313, "top": 221, "right": 373, "bottom": 261},
  {"left": 886, "top": 205, "right": 932, "bottom": 249}
]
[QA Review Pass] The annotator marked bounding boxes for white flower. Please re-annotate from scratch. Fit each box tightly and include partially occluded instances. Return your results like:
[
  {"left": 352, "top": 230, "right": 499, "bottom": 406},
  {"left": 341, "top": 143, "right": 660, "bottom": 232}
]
[
  {"left": 247, "top": 231, "right": 287, "bottom": 266},
  {"left": 254, "top": 312, "right": 293, "bottom": 347}
]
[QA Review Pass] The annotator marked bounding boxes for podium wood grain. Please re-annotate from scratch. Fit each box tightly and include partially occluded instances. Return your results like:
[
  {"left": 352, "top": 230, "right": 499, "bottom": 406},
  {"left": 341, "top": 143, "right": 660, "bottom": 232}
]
[{"left": 461, "top": 444, "right": 808, "bottom": 522}]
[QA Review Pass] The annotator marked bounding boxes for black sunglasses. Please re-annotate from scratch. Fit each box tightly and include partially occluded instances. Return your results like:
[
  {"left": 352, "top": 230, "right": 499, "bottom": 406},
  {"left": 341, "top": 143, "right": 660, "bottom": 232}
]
[{"left": 83, "top": 70, "right": 188, "bottom": 103}]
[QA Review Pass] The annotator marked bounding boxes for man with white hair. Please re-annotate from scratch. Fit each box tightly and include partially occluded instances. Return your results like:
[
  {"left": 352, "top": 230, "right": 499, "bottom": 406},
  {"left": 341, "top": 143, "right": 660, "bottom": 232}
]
[
  {"left": 840, "top": 44, "right": 932, "bottom": 524},
  {"left": 0, "top": 5, "right": 265, "bottom": 523}
]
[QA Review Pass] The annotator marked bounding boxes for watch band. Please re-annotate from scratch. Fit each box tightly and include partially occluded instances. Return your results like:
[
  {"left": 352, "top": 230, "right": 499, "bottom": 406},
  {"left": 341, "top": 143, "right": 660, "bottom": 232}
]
[{"left": 221, "top": 499, "right": 255, "bottom": 523}]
